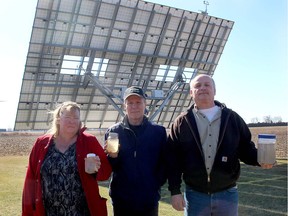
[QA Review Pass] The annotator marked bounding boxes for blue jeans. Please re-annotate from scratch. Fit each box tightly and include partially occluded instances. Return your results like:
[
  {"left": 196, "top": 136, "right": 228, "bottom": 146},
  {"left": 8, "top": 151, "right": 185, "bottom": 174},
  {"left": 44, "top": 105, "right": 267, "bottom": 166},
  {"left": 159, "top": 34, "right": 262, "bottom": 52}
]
[{"left": 184, "top": 185, "right": 238, "bottom": 216}]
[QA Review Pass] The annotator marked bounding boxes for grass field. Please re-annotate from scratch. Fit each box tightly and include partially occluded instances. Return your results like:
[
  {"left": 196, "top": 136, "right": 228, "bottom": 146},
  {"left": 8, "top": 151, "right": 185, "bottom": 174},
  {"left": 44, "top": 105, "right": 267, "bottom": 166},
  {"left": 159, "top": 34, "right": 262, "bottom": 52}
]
[{"left": 0, "top": 156, "right": 287, "bottom": 216}]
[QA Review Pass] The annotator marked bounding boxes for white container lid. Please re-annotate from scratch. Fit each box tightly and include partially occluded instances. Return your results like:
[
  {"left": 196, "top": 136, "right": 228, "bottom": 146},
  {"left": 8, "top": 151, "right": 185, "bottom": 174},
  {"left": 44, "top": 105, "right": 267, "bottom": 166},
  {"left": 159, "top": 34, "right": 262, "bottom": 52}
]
[{"left": 87, "top": 153, "right": 96, "bottom": 157}]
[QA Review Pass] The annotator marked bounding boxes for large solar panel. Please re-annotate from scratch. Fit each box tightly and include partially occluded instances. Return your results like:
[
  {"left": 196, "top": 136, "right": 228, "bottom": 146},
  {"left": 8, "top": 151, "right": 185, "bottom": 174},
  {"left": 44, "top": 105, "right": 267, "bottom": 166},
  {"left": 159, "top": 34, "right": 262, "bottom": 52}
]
[{"left": 14, "top": 0, "right": 234, "bottom": 130}]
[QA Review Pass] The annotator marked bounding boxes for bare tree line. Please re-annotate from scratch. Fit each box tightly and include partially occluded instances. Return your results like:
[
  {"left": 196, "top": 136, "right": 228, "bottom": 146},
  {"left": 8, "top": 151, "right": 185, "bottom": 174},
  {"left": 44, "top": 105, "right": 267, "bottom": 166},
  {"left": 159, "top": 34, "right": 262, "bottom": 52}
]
[{"left": 250, "top": 116, "right": 284, "bottom": 124}]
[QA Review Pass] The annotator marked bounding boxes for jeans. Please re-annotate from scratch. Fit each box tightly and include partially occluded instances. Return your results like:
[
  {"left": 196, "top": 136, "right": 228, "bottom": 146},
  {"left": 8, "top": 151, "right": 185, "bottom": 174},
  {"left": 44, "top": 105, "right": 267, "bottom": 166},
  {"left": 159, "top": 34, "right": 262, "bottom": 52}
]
[{"left": 184, "top": 185, "right": 238, "bottom": 216}]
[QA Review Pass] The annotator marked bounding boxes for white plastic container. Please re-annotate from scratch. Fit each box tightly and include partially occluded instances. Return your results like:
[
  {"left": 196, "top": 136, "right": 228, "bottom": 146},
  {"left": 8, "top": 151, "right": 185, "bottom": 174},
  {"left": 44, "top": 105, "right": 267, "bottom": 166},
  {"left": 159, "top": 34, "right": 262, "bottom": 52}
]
[
  {"left": 85, "top": 153, "right": 97, "bottom": 173},
  {"left": 257, "top": 134, "right": 276, "bottom": 164}
]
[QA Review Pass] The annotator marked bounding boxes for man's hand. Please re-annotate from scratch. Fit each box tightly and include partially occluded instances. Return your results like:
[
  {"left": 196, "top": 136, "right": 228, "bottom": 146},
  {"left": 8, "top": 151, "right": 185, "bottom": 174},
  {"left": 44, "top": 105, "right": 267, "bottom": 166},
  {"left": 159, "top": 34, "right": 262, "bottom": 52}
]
[
  {"left": 260, "top": 162, "right": 276, "bottom": 169},
  {"left": 104, "top": 142, "right": 119, "bottom": 158},
  {"left": 171, "top": 194, "right": 186, "bottom": 211}
]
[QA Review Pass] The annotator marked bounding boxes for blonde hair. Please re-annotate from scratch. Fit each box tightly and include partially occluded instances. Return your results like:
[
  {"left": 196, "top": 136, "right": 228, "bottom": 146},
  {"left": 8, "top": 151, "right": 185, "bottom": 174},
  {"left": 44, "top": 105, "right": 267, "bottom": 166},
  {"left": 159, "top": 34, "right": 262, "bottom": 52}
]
[{"left": 46, "top": 101, "right": 82, "bottom": 137}]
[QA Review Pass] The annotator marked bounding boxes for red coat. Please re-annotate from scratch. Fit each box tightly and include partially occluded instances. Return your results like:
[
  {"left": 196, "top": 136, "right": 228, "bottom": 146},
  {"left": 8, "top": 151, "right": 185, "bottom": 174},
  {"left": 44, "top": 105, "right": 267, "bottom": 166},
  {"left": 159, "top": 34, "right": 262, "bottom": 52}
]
[{"left": 22, "top": 128, "right": 112, "bottom": 216}]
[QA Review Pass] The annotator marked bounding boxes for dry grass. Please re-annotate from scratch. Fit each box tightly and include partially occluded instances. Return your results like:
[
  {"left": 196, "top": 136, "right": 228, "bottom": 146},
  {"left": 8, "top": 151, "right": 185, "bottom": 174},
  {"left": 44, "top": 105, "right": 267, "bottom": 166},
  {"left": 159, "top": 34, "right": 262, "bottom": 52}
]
[
  {"left": 0, "top": 156, "right": 181, "bottom": 216},
  {"left": 0, "top": 156, "right": 286, "bottom": 216},
  {"left": 0, "top": 126, "right": 286, "bottom": 158},
  {"left": 0, "top": 126, "right": 287, "bottom": 216},
  {"left": 249, "top": 126, "right": 287, "bottom": 159}
]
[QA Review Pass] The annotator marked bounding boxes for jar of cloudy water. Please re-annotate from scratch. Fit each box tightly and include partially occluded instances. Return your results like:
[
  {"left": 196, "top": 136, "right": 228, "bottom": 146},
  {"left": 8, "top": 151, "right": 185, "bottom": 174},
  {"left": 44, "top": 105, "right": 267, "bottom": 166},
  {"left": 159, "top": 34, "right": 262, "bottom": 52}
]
[{"left": 257, "top": 134, "right": 276, "bottom": 164}]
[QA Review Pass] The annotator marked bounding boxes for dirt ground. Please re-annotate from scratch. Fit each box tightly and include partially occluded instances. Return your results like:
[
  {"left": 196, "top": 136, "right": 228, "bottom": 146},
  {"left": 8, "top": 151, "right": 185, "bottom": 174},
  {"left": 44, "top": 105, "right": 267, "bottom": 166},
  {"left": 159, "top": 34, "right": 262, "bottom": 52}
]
[
  {"left": 0, "top": 126, "right": 287, "bottom": 159},
  {"left": 249, "top": 126, "right": 287, "bottom": 159}
]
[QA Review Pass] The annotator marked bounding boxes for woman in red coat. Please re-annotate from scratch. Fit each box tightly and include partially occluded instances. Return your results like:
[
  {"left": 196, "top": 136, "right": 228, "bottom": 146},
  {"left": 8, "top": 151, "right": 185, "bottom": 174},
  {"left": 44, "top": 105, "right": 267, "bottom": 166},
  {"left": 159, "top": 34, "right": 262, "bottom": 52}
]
[{"left": 22, "top": 101, "right": 112, "bottom": 216}]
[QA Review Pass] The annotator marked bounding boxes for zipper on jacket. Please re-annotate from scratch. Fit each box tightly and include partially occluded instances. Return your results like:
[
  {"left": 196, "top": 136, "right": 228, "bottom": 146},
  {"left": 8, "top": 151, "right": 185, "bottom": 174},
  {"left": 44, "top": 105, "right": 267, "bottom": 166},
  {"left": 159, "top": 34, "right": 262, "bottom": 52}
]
[
  {"left": 216, "top": 110, "right": 232, "bottom": 152},
  {"left": 207, "top": 174, "right": 211, "bottom": 194},
  {"left": 123, "top": 125, "right": 138, "bottom": 159},
  {"left": 184, "top": 116, "right": 205, "bottom": 161}
]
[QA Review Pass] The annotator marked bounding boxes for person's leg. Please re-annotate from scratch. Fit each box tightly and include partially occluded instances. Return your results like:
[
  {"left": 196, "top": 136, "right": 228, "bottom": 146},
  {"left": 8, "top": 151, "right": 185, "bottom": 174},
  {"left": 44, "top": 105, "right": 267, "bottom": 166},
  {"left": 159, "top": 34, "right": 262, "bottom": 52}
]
[
  {"left": 143, "top": 204, "right": 159, "bottom": 216},
  {"left": 211, "top": 186, "right": 238, "bottom": 216},
  {"left": 184, "top": 186, "right": 211, "bottom": 216},
  {"left": 113, "top": 204, "right": 158, "bottom": 216},
  {"left": 112, "top": 205, "right": 126, "bottom": 216}
]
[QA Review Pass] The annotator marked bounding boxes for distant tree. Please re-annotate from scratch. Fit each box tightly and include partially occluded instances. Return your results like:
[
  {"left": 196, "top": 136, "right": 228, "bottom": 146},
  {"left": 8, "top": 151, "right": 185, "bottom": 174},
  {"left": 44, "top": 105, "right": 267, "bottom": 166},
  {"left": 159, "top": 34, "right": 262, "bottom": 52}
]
[
  {"left": 272, "top": 116, "right": 282, "bottom": 123},
  {"left": 251, "top": 117, "right": 259, "bottom": 123},
  {"left": 263, "top": 115, "right": 272, "bottom": 123}
]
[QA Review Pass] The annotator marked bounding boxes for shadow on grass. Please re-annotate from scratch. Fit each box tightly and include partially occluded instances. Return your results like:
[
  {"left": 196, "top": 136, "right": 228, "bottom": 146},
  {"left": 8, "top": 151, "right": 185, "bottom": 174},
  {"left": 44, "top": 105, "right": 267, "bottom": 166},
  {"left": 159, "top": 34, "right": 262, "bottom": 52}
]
[
  {"left": 99, "top": 160, "right": 287, "bottom": 216},
  {"left": 238, "top": 161, "right": 287, "bottom": 216}
]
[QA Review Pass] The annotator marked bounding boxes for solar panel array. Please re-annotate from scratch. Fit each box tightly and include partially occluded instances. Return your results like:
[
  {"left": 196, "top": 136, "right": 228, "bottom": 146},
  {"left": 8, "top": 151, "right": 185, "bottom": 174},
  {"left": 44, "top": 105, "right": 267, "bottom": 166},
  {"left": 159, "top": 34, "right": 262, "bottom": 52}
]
[{"left": 14, "top": 0, "right": 234, "bottom": 130}]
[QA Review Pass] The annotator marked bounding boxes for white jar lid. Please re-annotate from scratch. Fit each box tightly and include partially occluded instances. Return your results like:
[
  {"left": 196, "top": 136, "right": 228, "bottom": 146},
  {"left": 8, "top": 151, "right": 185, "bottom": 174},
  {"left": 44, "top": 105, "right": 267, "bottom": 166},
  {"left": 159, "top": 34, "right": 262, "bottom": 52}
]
[{"left": 87, "top": 153, "right": 96, "bottom": 157}]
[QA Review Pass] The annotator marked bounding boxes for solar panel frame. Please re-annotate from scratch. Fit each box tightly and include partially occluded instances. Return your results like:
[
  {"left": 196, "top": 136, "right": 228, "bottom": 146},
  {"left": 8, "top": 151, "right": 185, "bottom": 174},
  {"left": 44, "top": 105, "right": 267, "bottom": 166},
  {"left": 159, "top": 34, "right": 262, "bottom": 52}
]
[{"left": 14, "top": 0, "right": 234, "bottom": 130}]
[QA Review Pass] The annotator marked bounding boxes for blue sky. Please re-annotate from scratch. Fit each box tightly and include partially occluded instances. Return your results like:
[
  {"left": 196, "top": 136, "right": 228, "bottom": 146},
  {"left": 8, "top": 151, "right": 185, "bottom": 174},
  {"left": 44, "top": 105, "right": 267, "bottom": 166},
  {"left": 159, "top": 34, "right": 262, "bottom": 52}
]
[{"left": 0, "top": 0, "right": 287, "bottom": 129}]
